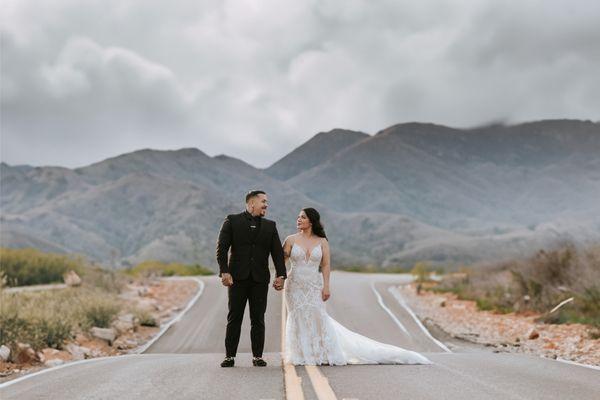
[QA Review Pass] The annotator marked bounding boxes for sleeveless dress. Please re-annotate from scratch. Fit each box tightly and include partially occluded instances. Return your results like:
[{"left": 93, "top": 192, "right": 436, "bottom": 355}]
[{"left": 284, "top": 241, "right": 433, "bottom": 366}]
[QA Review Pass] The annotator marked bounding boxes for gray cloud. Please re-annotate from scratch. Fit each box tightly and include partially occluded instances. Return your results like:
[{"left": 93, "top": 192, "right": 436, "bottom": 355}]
[{"left": 2, "top": 0, "right": 599, "bottom": 169}]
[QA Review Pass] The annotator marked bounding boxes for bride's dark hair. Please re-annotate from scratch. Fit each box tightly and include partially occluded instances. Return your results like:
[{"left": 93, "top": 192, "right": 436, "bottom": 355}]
[{"left": 302, "top": 207, "right": 327, "bottom": 239}]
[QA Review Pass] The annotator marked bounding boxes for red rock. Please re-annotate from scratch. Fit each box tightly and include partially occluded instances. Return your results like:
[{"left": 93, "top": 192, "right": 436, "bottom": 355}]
[
  {"left": 544, "top": 342, "right": 557, "bottom": 349},
  {"left": 528, "top": 329, "right": 540, "bottom": 340},
  {"left": 13, "top": 343, "right": 40, "bottom": 364}
]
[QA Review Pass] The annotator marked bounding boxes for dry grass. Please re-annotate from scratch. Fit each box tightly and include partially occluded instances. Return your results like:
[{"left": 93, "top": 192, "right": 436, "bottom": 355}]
[
  {"left": 0, "top": 250, "right": 134, "bottom": 357},
  {"left": 0, "top": 286, "right": 123, "bottom": 352},
  {"left": 125, "top": 260, "right": 213, "bottom": 277},
  {"left": 0, "top": 247, "right": 86, "bottom": 287},
  {"left": 0, "top": 247, "right": 209, "bottom": 363},
  {"left": 431, "top": 242, "right": 600, "bottom": 326}
]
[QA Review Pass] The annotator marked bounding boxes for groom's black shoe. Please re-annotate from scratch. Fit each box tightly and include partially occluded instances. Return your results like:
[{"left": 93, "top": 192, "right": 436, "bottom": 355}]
[
  {"left": 220, "top": 356, "right": 235, "bottom": 367},
  {"left": 252, "top": 357, "right": 267, "bottom": 367}
]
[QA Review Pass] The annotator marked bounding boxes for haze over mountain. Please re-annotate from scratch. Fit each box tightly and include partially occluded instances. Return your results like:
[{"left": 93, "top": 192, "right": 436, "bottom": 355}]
[{"left": 1, "top": 119, "right": 599, "bottom": 270}]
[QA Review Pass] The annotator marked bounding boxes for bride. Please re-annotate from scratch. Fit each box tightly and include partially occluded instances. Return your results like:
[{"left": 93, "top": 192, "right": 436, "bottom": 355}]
[{"left": 282, "top": 207, "right": 433, "bottom": 366}]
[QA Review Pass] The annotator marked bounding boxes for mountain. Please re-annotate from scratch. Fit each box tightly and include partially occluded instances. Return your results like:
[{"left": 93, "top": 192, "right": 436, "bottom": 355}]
[
  {"left": 264, "top": 129, "right": 369, "bottom": 180},
  {"left": 283, "top": 120, "right": 600, "bottom": 228},
  {"left": 1, "top": 119, "right": 599, "bottom": 270}
]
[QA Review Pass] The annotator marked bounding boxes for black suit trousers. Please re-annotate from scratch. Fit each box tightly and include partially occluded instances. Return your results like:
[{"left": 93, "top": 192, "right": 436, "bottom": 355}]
[{"left": 225, "top": 276, "right": 269, "bottom": 357}]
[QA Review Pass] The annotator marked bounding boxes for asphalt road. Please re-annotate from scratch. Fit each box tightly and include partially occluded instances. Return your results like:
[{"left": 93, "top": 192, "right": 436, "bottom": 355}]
[{"left": 1, "top": 272, "right": 598, "bottom": 400}]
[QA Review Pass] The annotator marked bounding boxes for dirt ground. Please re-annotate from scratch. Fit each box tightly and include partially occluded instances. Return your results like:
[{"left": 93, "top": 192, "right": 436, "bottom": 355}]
[{"left": 399, "top": 282, "right": 600, "bottom": 367}]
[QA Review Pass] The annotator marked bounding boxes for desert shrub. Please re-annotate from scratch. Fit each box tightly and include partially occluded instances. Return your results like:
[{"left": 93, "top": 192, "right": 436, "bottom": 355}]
[
  {"left": 80, "top": 297, "right": 121, "bottom": 329},
  {"left": 0, "top": 314, "right": 77, "bottom": 352},
  {"left": 335, "top": 264, "right": 412, "bottom": 273},
  {"left": 0, "top": 314, "right": 31, "bottom": 347},
  {"left": 336, "top": 265, "right": 374, "bottom": 273},
  {"left": 0, "top": 270, "right": 7, "bottom": 289},
  {"left": 37, "top": 318, "right": 74, "bottom": 349},
  {"left": 541, "top": 286, "right": 600, "bottom": 327},
  {"left": 429, "top": 242, "right": 600, "bottom": 325},
  {"left": 133, "top": 309, "right": 158, "bottom": 327},
  {"left": 0, "top": 247, "right": 86, "bottom": 287},
  {"left": 79, "top": 265, "right": 127, "bottom": 293},
  {"left": 411, "top": 261, "right": 433, "bottom": 283},
  {"left": 127, "top": 260, "right": 213, "bottom": 277},
  {"left": 0, "top": 286, "right": 123, "bottom": 350}
]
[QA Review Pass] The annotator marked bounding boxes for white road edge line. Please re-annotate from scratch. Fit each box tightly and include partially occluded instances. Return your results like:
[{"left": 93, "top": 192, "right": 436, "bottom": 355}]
[
  {"left": 553, "top": 357, "right": 600, "bottom": 371},
  {"left": 281, "top": 287, "right": 305, "bottom": 400},
  {"left": 370, "top": 281, "right": 410, "bottom": 336},
  {"left": 0, "top": 276, "right": 206, "bottom": 390},
  {"left": 135, "top": 276, "right": 205, "bottom": 354},
  {"left": 389, "top": 285, "right": 600, "bottom": 370},
  {"left": 0, "top": 354, "right": 143, "bottom": 390},
  {"left": 387, "top": 285, "right": 452, "bottom": 353}
]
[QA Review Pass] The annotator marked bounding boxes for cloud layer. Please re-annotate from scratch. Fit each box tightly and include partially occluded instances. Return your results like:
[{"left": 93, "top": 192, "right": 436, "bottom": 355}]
[{"left": 2, "top": 0, "right": 599, "bottom": 168}]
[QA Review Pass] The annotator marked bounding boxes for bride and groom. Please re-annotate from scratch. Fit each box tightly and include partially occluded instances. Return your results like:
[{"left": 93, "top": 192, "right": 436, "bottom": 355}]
[{"left": 216, "top": 189, "right": 433, "bottom": 367}]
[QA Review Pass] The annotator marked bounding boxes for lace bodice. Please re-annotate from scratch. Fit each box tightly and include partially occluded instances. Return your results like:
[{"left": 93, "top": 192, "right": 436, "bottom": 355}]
[{"left": 289, "top": 242, "right": 322, "bottom": 266}]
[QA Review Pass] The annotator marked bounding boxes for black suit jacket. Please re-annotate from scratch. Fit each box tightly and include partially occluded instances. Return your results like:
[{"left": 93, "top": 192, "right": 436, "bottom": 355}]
[{"left": 216, "top": 211, "right": 287, "bottom": 282}]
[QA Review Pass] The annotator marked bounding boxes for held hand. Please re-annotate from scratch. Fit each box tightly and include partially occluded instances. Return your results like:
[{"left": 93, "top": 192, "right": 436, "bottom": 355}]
[
  {"left": 273, "top": 276, "right": 285, "bottom": 291},
  {"left": 221, "top": 273, "right": 233, "bottom": 287},
  {"left": 322, "top": 287, "right": 330, "bottom": 301}
]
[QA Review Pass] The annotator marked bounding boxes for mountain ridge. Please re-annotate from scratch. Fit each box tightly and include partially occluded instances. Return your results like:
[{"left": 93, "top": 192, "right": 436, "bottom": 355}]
[{"left": 2, "top": 119, "right": 598, "bottom": 269}]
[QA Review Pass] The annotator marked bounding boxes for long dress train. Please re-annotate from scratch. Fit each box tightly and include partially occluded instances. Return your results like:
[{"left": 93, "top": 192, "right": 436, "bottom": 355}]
[{"left": 284, "top": 242, "right": 433, "bottom": 366}]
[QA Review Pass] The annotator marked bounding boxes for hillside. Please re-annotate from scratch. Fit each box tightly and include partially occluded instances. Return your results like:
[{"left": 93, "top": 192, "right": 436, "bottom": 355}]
[{"left": 1, "top": 119, "right": 598, "bottom": 269}]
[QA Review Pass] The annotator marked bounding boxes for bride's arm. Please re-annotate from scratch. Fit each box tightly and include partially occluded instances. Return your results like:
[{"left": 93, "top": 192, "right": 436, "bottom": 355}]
[
  {"left": 282, "top": 235, "right": 293, "bottom": 265},
  {"left": 320, "top": 239, "right": 331, "bottom": 301}
]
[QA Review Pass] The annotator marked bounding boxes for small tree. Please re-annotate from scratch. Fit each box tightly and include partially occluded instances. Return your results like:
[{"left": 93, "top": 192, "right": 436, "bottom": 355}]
[{"left": 411, "top": 261, "right": 432, "bottom": 284}]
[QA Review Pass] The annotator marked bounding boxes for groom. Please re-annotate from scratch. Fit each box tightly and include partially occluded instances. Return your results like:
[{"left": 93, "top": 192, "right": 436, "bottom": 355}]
[{"left": 216, "top": 189, "right": 287, "bottom": 367}]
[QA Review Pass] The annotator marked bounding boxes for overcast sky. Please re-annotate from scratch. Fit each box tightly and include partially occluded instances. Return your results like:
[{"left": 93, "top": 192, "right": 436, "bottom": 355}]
[{"left": 2, "top": 0, "right": 599, "bottom": 169}]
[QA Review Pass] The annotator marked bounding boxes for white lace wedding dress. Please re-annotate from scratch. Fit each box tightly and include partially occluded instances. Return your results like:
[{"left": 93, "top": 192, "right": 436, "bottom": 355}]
[{"left": 284, "top": 242, "right": 433, "bottom": 366}]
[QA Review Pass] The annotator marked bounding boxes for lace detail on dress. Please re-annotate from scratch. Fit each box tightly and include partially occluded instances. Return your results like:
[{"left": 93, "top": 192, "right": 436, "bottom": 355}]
[
  {"left": 284, "top": 242, "right": 346, "bottom": 365},
  {"left": 284, "top": 241, "right": 433, "bottom": 366}
]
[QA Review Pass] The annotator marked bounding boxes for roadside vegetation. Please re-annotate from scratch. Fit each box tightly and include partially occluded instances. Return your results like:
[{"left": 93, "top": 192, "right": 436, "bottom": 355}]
[
  {"left": 125, "top": 260, "right": 213, "bottom": 277},
  {"left": 0, "top": 248, "right": 212, "bottom": 358},
  {"left": 423, "top": 242, "right": 600, "bottom": 327},
  {"left": 336, "top": 262, "right": 445, "bottom": 275},
  {"left": 1, "top": 286, "right": 123, "bottom": 351},
  {"left": 0, "top": 247, "right": 86, "bottom": 287}
]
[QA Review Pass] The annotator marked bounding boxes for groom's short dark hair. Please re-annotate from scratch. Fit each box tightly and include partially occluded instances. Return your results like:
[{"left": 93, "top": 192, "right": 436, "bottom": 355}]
[{"left": 246, "top": 190, "right": 266, "bottom": 203}]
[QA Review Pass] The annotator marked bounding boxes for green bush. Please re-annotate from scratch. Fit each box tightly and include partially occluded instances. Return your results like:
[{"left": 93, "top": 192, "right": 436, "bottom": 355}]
[
  {"left": 133, "top": 309, "right": 158, "bottom": 327},
  {"left": 335, "top": 264, "right": 413, "bottom": 273},
  {"left": 411, "top": 261, "right": 433, "bottom": 283},
  {"left": 0, "top": 286, "right": 123, "bottom": 350},
  {"left": 428, "top": 242, "right": 600, "bottom": 326},
  {"left": 0, "top": 247, "right": 86, "bottom": 287},
  {"left": 38, "top": 318, "right": 74, "bottom": 349},
  {"left": 80, "top": 266, "right": 126, "bottom": 293},
  {"left": 126, "top": 260, "right": 213, "bottom": 277},
  {"left": 0, "top": 313, "right": 30, "bottom": 347},
  {"left": 80, "top": 298, "right": 121, "bottom": 329},
  {"left": 0, "top": 310, "right": 74, "bottom": 351}
]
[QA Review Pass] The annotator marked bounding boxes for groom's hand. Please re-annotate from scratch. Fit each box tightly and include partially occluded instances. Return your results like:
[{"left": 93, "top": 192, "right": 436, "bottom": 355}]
[
  {"left": 273, "top": 276, "right": 285, "bottom": 291},
  {"left": 221, "top": 273, "right": 233, "bottom": 287}
]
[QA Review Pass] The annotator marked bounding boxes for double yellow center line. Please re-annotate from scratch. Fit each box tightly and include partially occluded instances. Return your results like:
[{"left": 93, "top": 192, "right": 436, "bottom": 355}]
[{"left": 280, "top": 288, "right": 338, "bottom": 400}]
